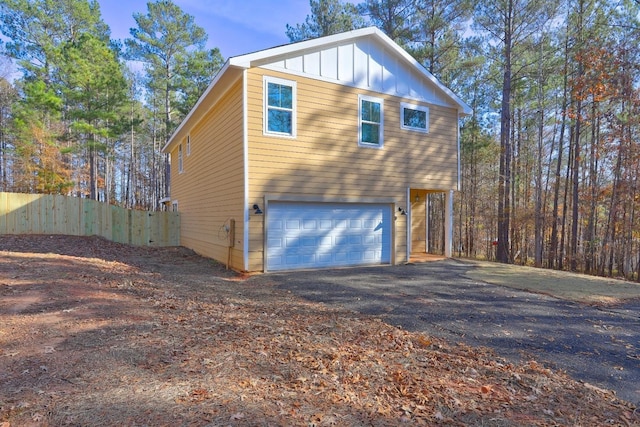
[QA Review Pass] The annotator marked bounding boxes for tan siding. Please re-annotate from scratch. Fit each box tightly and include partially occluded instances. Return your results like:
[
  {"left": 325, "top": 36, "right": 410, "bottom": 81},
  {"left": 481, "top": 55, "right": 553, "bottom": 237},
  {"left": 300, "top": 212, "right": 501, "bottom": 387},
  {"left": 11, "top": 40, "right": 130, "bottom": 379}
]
[
  {"left": 247, "top": 69, "right": 458, "bottom": 199},
  {"left": 247, "top": 213, "right": 264, "bottom": 270},
  {"left": 169, "top": 78, "right": 246, "bottom": 270},
  {"left": 247, "top": 248, "right": 264, "bottom": 272},
  {"left": 395, "top": 213, "right": 408, "bottom": 264}
]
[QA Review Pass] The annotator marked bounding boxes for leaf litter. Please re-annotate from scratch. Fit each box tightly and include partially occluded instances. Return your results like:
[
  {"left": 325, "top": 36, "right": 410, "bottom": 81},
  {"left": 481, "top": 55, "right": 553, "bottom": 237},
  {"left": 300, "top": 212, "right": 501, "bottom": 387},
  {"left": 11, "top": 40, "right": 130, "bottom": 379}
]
[{"left": 0, "top": 235, "right": 637, "bottom": 426}]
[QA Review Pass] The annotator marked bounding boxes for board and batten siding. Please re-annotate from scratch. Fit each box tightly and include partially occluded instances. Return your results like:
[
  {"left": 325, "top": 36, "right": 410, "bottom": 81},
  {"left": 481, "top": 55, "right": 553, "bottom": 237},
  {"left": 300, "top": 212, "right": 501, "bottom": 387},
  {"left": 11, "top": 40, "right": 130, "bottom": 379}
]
[
  {"left": 245, "top": 68, "right": 459, "bottom": 269},
  {"left": 170, "top": 78, "right": 246, "bottom": 269}
]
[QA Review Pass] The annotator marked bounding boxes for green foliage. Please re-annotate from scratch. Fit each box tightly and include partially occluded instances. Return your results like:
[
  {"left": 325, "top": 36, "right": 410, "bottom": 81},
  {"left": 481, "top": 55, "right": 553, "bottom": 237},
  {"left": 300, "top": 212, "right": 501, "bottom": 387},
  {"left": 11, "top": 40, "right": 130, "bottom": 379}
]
[
  {"left": 358, "top": 0, "right": 417, "bottom": 44},
  {"left": 286, "top": 0, "right": 366, "bottom": 42},
  {"left": 406, "top": 0, "right": 473, "bottom": 79},
  {"left": 175, "top": 48, "right": 225, "bottom": 117},
  {"left": 125, "top": 0, "right": 213, "bottom": 139},
  {"left": 10, "top": 79, "right": 72, "bottom": 194},
  {"left": 0, "top": 0, "right": 109, "bottom": 80},
  {"left": 0, "top": 0, "right": 126, "bottom": 198},
  {"left": 125, "top": 0, "right": 207, "bottom": 64},
  {"left": 57, "top": 33, "right": 128, "bottom": 138}
]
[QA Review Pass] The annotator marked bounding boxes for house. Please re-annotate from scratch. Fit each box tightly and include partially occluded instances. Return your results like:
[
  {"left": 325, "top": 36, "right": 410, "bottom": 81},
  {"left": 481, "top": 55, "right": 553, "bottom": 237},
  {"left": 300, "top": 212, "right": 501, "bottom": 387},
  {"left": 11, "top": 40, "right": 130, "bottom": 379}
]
[{"left": 161, "top": 27, "right": 472, "bottom": 272}]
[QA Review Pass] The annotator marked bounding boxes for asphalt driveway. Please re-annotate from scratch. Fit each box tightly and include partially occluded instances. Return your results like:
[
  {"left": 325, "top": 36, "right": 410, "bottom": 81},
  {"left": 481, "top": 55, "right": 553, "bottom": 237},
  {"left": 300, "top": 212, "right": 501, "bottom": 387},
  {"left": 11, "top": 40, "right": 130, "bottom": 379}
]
[{"left": 260, "top": 259, "right": 640, "bottom": 405}]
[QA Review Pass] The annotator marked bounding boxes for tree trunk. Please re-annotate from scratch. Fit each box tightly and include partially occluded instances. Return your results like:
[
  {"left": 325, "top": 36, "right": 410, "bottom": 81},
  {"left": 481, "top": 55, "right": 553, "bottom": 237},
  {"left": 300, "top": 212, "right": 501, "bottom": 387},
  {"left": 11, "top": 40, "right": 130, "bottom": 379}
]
[
  {"left": 89, "top": 138, "right": 97, "bottom": 200},
  {"left": 497, "top": 0, "right": 513, "bottom": 264},
  {"left": 569, "top": 105, "right": 581, "bottom": 272},
  {"left": 584, "top": 102, "right": 599, "bottom": 273},
  {"left": 549, "top": 32, "right": 570, "bottom": 269}
]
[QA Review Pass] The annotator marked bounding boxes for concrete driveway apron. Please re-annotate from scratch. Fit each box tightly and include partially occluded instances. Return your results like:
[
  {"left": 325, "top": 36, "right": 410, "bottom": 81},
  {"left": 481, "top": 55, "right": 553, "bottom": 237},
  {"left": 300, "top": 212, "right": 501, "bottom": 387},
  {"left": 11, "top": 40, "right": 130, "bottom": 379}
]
[{"left": 266, "top": 259, "right": 640, "bottom": 405}]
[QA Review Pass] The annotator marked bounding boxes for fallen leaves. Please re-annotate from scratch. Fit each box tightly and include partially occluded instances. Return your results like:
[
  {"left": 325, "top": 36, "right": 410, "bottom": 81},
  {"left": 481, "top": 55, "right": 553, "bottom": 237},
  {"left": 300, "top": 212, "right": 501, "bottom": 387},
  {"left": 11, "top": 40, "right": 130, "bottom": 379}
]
[{"left": 0, "top": 235, "right": 637, "bottom": 426}]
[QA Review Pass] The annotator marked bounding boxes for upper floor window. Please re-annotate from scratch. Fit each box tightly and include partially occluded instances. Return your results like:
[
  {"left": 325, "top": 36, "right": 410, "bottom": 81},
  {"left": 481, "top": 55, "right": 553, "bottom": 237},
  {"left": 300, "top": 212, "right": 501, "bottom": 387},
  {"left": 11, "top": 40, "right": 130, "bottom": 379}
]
[
  {"left": 401, "top": 103, "right": 429, "bottom": 133},
  {"left": 359, "top": 94, "right": 384, "bottom": 148},
  {"left": 186, "top": 135, "right": 191, "bottom": 156},
  {"left": 178, "top": 144, "right": 183, "bottom": 173},
  {"left": 264, "top": 76, "right": 296, "bottom": 137}
]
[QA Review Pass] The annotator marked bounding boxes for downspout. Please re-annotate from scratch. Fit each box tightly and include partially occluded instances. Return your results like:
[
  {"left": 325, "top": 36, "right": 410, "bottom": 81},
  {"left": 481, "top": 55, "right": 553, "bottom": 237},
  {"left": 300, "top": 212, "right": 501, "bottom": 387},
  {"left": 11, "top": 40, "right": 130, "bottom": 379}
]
[
  {"left": 242, "top": 69, "right": 249, "bottom": 271},
  {"left": 457, "top": 112, "right": 462, "bottom": 192}
]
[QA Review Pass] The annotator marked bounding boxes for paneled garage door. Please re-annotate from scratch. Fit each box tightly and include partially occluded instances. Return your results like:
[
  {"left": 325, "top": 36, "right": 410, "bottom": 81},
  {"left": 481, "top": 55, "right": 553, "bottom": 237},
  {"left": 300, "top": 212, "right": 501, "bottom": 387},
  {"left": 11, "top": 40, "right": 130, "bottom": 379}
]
[{"left": 266, "top": 202, "right": 392, "bottom": 271}]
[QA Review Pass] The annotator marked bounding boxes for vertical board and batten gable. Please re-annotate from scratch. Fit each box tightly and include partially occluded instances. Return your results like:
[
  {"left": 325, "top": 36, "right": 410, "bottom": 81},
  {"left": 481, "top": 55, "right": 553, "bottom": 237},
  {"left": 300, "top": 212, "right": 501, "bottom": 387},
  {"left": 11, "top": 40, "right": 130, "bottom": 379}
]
[
  {"left": 168, "top": 78, "right": 246, "bottom": 269},
  {"left": 261, "top": 36, "right": 453, "bottom": 111}
]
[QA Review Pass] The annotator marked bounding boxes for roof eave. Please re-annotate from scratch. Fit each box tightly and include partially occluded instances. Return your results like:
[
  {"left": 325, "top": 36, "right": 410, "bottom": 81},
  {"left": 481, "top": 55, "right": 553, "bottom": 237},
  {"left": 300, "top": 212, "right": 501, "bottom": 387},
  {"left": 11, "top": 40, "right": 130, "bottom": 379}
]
[{"left": 228, "top": 26, "right": 380, "bottom": 69}]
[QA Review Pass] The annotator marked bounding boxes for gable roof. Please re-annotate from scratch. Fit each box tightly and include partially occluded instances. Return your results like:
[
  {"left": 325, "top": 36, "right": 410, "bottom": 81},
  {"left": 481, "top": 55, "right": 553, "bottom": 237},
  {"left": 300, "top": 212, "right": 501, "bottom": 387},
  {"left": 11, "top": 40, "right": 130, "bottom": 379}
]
[{"left": 163, "top": 26, "right": 472, "bottom": 153}]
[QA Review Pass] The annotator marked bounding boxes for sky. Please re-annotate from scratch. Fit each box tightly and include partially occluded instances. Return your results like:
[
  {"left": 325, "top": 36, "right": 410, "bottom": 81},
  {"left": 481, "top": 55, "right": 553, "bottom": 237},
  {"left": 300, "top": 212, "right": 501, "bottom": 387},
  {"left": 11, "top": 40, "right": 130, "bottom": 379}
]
[{"left": 97, "top": 0, "right": 311, "bottom": 59}]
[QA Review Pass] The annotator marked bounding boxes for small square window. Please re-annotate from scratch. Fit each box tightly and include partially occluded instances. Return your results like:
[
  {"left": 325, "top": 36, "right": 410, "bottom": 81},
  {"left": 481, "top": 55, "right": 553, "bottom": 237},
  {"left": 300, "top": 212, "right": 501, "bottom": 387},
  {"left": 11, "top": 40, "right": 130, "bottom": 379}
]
[
  {"left": 401, "top": 103, "right": 429, "bottom": 133},
  {"left": 264, "top": 76, "right": 296, "bottom": 137},
  {"left": 359, "top": 95, "right": 384, "bottom": 148}
]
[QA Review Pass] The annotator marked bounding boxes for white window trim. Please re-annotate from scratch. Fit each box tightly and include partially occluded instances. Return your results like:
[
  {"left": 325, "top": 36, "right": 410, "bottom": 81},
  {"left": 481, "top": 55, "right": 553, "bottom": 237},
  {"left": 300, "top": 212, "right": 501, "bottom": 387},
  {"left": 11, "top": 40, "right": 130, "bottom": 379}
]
[
  {"left": 263, "top": 75, "right": 297, "bottom": 138},
  {"left": 172, "top": 201, "right": 178, "bottom": 212},
  {"left": 358, "top": 94, "right": 384, "bottom": 148},
  {"left": 186, "top": 134, "right": 191, "bottom": 156},
  {"left": 401, "top": 102, "right": 429, "bottom": 133},
  {"left": 178, "top": 144, "right": 183, "bottom": 174}
]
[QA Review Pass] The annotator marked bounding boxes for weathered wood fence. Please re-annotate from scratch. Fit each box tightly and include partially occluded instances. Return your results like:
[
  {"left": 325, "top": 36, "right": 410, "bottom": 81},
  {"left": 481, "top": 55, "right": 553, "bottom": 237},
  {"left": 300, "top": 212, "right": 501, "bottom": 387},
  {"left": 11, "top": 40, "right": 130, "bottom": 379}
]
[{"left": 0, "top": 192, "right": 180, "bottom": 247}]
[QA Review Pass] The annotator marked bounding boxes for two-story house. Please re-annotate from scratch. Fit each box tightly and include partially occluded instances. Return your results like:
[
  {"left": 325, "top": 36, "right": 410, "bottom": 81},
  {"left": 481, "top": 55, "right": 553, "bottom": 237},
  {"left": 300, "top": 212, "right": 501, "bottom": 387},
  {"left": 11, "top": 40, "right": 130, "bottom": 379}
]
[{"left": 162, "top": 27, "right": 471, "bottom": 272}]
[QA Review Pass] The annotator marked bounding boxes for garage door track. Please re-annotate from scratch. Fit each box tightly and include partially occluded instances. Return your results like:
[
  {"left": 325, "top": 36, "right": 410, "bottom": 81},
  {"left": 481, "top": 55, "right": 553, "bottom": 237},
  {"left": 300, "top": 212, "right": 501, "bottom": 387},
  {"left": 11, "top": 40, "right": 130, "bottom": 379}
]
[{"left": 263, "top": 259, "right": 640, "bottom": 405}]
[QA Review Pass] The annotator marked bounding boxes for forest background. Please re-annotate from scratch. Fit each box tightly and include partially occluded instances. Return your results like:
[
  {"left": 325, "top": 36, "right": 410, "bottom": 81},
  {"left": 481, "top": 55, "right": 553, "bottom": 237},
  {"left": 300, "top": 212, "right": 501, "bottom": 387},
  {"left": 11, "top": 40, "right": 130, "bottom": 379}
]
[{"left": 1, "top": 0, "right": 639, "bottom": 279}]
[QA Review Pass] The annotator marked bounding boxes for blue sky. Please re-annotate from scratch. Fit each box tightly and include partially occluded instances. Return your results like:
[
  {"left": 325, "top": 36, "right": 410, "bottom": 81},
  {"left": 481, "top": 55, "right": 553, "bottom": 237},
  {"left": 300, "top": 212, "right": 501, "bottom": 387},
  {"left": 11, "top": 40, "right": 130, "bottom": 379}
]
[{"left": 97, "top": 0, "right": 311, "bottom": 58}]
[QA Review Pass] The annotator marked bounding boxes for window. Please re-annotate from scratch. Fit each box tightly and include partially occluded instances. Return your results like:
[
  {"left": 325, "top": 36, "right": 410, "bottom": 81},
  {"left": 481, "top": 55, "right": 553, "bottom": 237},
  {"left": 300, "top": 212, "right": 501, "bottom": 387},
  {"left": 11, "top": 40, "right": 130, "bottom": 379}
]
[
  {"left": 359, "top": 95, "right": 384, "bottom": 147},
  {"left": 401, "top": 103, "right": 429, "bottom": 133},
  {"left": 178, "top": 144, "right": 183, "bottom": 173},
  {"left": 186, "top": 135, "right": 191, "bottom": 156},
  {"left": 264, "top": 76, "right": 296, "bottom": 137},
  {"left": 172, "top": 201, "right": 178, "bottom": 212}
]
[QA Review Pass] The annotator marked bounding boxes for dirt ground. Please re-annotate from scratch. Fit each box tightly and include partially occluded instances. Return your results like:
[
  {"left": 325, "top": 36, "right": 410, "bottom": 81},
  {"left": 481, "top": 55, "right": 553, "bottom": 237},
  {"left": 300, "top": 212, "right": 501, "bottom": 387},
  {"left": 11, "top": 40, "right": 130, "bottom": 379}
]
[{"left": 1, "top": 235, "right": 638, "bottom": 426}]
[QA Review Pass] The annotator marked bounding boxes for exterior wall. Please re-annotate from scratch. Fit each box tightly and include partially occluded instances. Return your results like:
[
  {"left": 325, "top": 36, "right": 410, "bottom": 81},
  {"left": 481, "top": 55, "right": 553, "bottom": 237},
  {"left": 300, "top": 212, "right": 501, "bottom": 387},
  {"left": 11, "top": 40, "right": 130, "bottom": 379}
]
[
  {"left": 246, "top": 68, "right": 459, "bottom": 270},
  {"left": 169, "top": 78, "right": 246, "bottom": 270}
]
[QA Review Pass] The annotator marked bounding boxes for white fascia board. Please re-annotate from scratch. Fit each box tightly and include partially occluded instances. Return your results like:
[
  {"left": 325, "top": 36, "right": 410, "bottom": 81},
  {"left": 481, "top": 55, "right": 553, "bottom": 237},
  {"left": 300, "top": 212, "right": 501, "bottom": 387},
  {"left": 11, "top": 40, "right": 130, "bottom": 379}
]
[{"left": 229, "top": 27, "right": 380, "bottom": 68}]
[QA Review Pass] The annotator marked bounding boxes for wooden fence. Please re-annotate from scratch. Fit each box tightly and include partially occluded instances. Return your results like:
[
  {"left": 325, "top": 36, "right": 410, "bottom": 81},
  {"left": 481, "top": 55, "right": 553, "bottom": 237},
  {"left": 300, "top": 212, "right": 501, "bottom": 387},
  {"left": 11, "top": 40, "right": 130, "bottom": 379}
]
[{"left": 0, "top": 192, "right": 180, "bottom": 247}]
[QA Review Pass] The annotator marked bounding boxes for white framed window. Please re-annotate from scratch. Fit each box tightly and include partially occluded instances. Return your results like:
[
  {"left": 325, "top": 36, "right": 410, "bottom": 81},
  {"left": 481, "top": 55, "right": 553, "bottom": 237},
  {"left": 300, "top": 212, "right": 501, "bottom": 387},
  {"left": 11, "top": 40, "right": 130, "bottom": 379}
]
[
  {"left": 401, "top": 102, "right": 429, "bottom": 133},
  {"left": 178, "top": 144, "right": 183, "bottom": 173},
  {"left": 264, "top": 76, "right": 296, "bottom": 137},
  {"left": 359, "top": 94, "right": 384, "bottom": 148},
  {"left": 186, "top": 134, "right": 191, "bottom": 156},
  {"left": 172, "top": 201, "right": 178, "bottom": 212}
]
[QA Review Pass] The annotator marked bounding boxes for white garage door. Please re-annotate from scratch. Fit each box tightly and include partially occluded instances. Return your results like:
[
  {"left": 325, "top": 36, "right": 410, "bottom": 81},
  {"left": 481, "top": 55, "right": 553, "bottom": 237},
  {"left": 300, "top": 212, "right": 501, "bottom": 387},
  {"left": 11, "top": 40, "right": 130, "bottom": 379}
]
[{"left": 266, "top": 202, "right": 392, "bottom": 271}]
